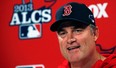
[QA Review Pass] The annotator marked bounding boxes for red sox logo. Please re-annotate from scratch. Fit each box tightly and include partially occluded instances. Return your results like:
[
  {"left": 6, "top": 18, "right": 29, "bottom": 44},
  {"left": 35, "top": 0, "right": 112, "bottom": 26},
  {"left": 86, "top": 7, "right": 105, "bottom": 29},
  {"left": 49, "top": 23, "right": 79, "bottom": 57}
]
[{"left": 63, "top": 5, "right": 72, "bottom": 16}]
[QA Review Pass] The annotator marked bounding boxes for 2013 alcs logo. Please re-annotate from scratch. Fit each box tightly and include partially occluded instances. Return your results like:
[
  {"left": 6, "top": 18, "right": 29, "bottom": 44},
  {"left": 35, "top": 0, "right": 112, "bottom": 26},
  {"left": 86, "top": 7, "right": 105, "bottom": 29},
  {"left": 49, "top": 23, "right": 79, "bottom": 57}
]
[{"left": 10, "top": 0, "right": 52, "bottom": 39}]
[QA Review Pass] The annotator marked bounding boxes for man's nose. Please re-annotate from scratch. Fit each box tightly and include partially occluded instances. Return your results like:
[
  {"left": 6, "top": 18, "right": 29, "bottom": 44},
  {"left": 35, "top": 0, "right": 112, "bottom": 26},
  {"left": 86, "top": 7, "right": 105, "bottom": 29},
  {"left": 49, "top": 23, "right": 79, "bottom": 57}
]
[{"left": 67, "top": 33, "right": 76, "bottom": 44}]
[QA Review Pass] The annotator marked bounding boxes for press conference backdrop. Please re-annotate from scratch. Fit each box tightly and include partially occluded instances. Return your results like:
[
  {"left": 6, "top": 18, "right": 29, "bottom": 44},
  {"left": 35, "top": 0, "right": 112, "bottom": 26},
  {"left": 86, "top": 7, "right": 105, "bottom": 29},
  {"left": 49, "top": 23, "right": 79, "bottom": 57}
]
[{"left": 0, "top": 0, "right": 116, "bottom": 68}]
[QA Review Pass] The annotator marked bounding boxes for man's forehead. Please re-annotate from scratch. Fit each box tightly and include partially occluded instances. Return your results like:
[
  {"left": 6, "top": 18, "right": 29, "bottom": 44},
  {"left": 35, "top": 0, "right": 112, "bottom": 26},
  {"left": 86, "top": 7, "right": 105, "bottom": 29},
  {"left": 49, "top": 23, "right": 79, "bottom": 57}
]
[
  {"left": 57, "top": 21, "right": 89, "bottom": 31},
  {"left": 58, "top": 25, "right": 86, "bottom": 31},
  {"left": 60, "top": 26, "right": 78, "bottom": 31}
]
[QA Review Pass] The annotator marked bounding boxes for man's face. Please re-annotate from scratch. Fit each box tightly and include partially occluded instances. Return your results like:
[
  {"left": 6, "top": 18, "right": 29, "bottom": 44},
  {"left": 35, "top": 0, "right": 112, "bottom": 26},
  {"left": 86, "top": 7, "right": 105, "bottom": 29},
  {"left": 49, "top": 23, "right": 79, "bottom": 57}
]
[{"left": 57, "top": 24, "right": 99, "bottom": 63}]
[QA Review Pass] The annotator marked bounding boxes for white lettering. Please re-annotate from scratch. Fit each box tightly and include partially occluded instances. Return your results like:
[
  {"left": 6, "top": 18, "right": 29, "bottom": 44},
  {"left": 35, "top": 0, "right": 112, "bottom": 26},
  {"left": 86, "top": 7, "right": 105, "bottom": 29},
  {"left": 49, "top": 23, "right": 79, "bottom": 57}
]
[
  {"left": 31, "top": 10, "right": 42, "bottom": 23},
  {"left": 42, "top": 9, "right": 51, "bottom": 22},
  {"left": 88, "top": 3, "right": 108, "bottom": 18},
  {"left": 88, "top": 5, "right": 98, "bottom": 18},
  {"left": 22, "top": 12, "right": 31, "bottom": 24},
  {"left": 97, "top": 3, "right": 108, "bottom": 18},
  {"left": 10, "top": 9, "right": 51, "bottom": 25},
  {"left": 10, "top": 13, "right": 20, "bottom": 25}
]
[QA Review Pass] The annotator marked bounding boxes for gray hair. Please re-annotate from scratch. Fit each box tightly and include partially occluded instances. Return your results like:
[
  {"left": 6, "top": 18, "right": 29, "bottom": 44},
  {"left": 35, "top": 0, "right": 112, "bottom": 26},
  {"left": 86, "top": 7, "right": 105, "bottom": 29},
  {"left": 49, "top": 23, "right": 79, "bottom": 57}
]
[{"left": 89, "top": 24, "right": 97, "bottom": 35}]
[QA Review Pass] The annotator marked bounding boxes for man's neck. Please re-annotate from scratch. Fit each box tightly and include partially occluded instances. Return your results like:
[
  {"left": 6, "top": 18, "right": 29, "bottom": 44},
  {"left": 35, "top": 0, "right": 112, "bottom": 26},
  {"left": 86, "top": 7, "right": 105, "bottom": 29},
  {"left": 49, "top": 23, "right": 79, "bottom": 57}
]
[{"left": 70, "top": 51, "right": 104, "bottom": 68}]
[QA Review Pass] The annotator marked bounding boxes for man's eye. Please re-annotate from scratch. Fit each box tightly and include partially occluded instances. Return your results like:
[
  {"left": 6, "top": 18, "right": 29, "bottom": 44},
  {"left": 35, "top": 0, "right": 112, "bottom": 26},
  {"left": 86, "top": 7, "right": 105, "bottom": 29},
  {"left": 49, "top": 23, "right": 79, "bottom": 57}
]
[
  {"left": 58, "top": 31, "right": 67, "bottom": 38},
  {"left": 74, "top": 29, "right": 83, "bottom": 34},
  {"left": 75, "top": 29, "right": 82, "bottom": 32},
  {"left": 58, "top": 31, "right": 66, "bottom": 35}
]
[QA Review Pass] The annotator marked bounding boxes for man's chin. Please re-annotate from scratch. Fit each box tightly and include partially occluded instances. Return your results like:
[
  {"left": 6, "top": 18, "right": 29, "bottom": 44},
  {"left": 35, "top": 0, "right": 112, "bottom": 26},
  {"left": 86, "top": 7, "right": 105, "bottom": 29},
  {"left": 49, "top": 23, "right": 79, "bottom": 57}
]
[{"left": 67, "top": 57, "right": 80, "bottom": 63}]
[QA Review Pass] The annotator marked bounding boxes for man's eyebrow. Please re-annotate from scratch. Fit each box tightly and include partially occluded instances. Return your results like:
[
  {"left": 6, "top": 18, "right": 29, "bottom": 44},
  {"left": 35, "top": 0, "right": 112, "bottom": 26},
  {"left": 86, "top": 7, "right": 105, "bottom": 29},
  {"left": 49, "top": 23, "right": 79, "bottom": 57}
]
[
  {"left": 73, "top": 25, "right": 88, "bottom": 29},
  {"left": 57, "top": 28, "right": 65, "bottom": 33},
  {"left": 73, "top": 26, "right": 84, "bottom": 29}
]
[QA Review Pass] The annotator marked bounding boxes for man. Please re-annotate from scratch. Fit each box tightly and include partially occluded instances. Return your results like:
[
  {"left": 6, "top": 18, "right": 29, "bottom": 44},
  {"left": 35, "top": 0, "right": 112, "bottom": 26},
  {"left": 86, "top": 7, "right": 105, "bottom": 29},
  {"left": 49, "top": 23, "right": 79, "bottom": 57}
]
[{"left": 50, "top": 2, "right": 116, "bottom": 68}]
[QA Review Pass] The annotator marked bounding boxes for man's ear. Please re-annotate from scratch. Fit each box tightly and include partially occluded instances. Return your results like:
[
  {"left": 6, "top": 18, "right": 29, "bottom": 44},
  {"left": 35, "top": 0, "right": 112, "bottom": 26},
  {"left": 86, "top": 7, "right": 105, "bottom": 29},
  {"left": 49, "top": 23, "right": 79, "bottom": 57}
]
[{"left": 94, "top": 26, "right": 99, "bottom": 41}]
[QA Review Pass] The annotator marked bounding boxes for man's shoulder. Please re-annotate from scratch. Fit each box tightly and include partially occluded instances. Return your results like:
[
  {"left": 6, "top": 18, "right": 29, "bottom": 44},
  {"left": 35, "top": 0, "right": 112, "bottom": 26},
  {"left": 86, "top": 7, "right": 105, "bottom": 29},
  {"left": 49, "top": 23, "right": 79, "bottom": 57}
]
[
  {"left": 103, "top": 54, "right": 116, "bottom": 58},
  {"left": 58, "top": 54, "right": 116, "bottom": 68},
  {"left": 93, "top": 54, "right": 116, "bottom": 68},
  {"left": 102, "top": 54, "right": 116, "bottom": 67}
]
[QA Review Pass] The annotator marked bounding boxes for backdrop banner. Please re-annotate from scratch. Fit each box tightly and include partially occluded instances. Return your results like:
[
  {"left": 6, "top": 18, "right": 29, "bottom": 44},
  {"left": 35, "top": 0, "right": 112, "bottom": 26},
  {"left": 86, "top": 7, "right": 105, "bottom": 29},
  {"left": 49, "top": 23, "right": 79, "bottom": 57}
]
[{"left": 0, "top": 0, "right": 116, "bottom": 68}]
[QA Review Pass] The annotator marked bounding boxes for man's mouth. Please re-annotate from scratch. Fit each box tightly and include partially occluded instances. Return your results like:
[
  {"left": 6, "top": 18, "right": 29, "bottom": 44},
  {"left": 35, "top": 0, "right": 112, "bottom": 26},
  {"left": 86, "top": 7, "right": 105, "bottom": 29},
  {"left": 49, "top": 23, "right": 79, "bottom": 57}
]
[{"left": 67, "top": 46, "right": 80, "bottom": 51}]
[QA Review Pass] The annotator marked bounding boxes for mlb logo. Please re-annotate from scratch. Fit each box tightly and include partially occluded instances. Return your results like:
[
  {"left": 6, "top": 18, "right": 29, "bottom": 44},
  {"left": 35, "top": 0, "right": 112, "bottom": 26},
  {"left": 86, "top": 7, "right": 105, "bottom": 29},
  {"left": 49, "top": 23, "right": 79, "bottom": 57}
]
[
  {"left": 19, "top": 24, "right": 42, "bottom": 39},
  {"left": 16, "top": 64, "right": 45, "bottom": 68}
]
